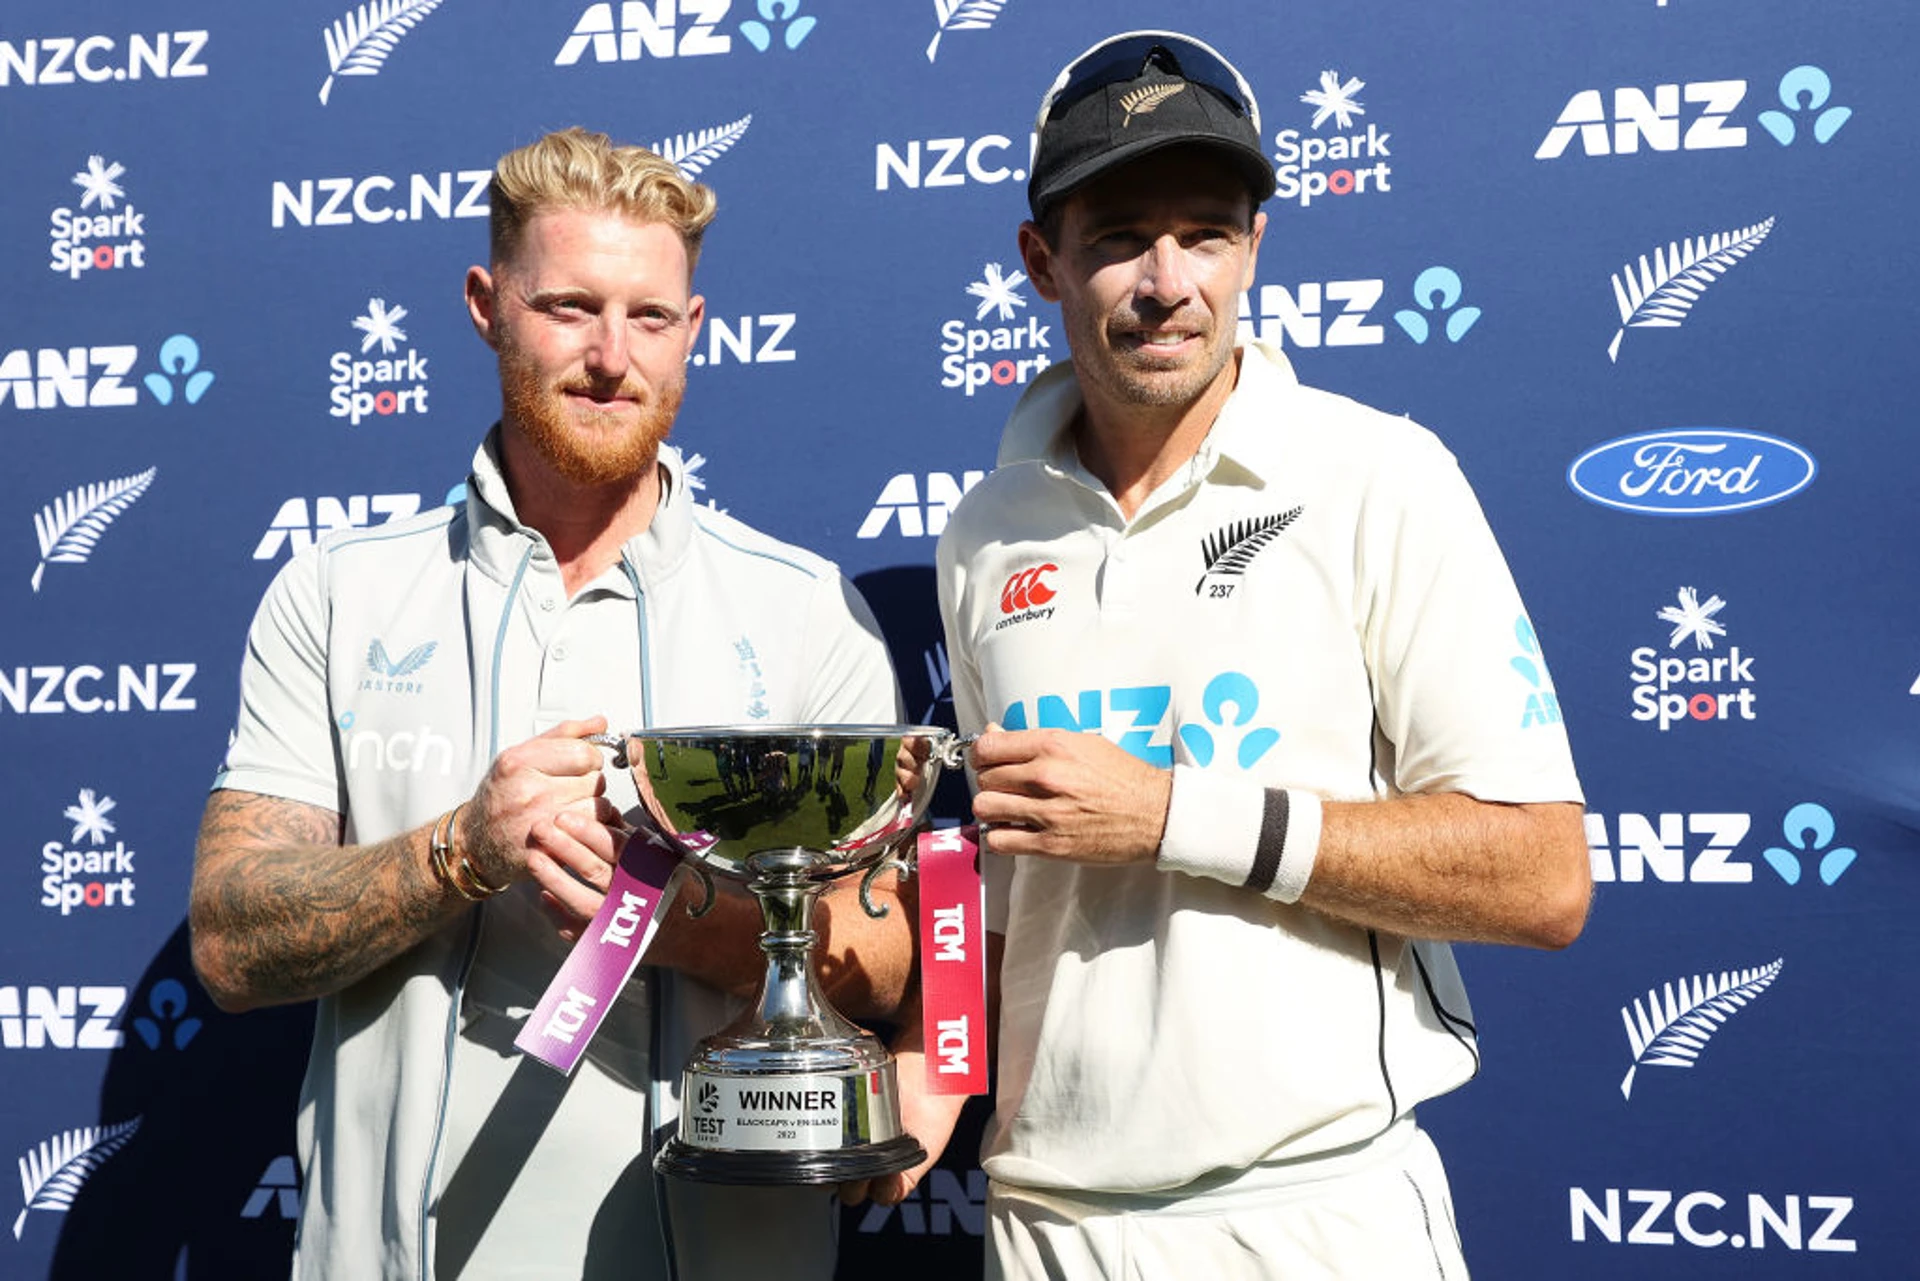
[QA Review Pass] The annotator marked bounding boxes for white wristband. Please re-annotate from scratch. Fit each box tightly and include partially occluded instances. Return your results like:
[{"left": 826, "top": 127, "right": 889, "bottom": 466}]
[{"left": 1155, "top": 767, "right": 1322, "bottom": 904}]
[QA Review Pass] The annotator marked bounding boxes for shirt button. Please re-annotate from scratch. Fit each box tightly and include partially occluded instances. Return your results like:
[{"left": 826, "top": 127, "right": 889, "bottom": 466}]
[
  {"left": 552, "top": 645, "right": 569, "bottom": 662},
  {"left": 540, "top": 598, "right": 556, "bottom": 612}
]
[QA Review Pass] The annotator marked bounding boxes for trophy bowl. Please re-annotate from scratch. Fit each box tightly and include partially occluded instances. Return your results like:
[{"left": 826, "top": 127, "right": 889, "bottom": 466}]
[{"left": 595, "top": 724, "right": 968, "bottom": 1185}]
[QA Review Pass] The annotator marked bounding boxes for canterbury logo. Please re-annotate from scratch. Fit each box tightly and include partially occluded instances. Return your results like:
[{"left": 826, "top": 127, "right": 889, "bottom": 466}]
[
  {"left": 1000, "top": 564, "right": 1058, "bottom": 613},
  {"left": 1196, "top": 507, "right": 1302, "bottom": 594},
  {"left": 1120, "top": 81, "right": 1186, "bottom": 125},
  {"left": 366, "top": 638, "right": 437, "bottom": 677}
]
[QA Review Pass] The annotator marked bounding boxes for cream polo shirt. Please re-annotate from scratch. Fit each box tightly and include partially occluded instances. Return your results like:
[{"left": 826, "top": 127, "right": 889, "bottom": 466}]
[
  {"left": 214, "top": 429, "right": 900, "bottom": 1280},
  {"left": 936, "top": 342, "right": 1582, "bottom": 1193}
]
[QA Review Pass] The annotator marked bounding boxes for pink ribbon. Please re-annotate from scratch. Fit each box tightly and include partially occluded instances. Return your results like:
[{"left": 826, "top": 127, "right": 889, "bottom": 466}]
[
  {"left": 515, "top": 829, "right": 682, "bottom": 1075},
  {"left": 917, "top": 826, "right": 989, "bottom": 1095}
]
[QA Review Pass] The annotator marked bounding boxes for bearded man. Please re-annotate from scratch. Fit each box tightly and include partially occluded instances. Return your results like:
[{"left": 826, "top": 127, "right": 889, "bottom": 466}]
[{"left": 189, "top": 127, "right": 908, "bottom": 1281}]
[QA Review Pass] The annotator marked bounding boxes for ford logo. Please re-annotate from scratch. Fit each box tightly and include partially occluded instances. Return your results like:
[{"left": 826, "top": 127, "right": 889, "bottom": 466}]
[{"left": 1567, "top": 429, "right": 1817, "bottom": 515}]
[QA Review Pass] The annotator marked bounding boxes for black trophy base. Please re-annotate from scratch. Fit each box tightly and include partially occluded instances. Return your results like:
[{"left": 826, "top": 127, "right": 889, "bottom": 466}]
[{"left": 655, "top": 1134, "right": 926, "bottom": 1185}]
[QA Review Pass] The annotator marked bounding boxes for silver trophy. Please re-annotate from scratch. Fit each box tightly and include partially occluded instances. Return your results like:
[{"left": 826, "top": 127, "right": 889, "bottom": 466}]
[{"left": 594, "top": 724, "right": 970, "bottom": 1185}]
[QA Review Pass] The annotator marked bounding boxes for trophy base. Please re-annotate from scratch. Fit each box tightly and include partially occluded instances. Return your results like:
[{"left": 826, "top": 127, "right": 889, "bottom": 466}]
[
  {"left": 655, "top": 1134, "right": 926, "bottom": 1185},
  {"left": 656, "top": 1051, "right": 922, "bottom": 1186}
]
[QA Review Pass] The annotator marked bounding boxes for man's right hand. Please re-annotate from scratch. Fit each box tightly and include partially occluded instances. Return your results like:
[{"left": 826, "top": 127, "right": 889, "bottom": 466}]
[{"left": 461, "top": 715, "right": 629, "bottom": 937}]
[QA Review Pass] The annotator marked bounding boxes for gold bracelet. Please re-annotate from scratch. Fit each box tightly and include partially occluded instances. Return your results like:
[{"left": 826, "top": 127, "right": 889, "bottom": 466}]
[{"left": 430, "top": 804, "right": 508, "bottom": 901}]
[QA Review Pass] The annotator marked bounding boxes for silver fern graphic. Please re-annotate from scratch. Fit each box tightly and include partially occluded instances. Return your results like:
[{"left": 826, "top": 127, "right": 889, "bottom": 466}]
[
  {"left": 1619, "top": 958, "right": 1782, "bottom": 1099},
  {"left": 1196, "top": 507, "right": 1303, "bottom": 594},
  {"left": 367, "top": 639, "right": 437, "bottom": 677},
  {"left": 650, "top": 116, "right": 752, "bottom": 180},
  {"left": 927, "top": 0, "right": 1006, "bottom": 62},
  {"left": 1606, "top": 217, "right": 1775, "bottom": 363},
  {"left": 1120, "top": 82, "right": 1186, "bottom": 125},
  {"left": 319, "top": 0, "right": 447, "bottom": 105},
  {"left": 32, "top": 467, "right": 157, "bottom": 593},
  {"left": 14, "top": 1118, "right": 141, "bottom": 1240}
]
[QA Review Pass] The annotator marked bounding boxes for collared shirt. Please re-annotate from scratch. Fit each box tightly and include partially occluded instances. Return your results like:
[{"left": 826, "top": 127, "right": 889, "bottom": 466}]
[
  {"left": 936, "top": 342, "right": 1582, "bottom": 1193},
  {"left": 215, "top": 429, "right": 900, "bottom": 1279}
]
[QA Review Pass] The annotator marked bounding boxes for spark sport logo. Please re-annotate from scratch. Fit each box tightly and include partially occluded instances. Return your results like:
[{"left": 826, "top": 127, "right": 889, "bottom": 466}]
[
  {"left": 48, "top": 156, "right": 148, "bottom": 280},
  {"left": 330, "top": 298, "right": 430, "bottom": 426},
  {"left": 940, "top": 264, "right": 1053, "bottom": 397},
  {"left": 1629, "top": 587, "right": 1757, "bottom": 730},
  {"left": 1273, "top": 69, "right": 1393, "bottom": 208},
  {"left": 39, "top": 789, "right": 137, "bottom": 916}
]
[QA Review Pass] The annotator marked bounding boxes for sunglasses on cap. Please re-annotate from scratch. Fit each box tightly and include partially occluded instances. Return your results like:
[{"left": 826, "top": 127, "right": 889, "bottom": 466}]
[{"left": 1034, "top": 30, "right": 1262, "bottom": 135}]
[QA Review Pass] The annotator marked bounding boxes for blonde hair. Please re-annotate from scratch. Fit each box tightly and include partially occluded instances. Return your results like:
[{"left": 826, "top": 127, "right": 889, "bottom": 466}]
[{"left": 489, "top": 126, "right": 718, "bottom": 269}]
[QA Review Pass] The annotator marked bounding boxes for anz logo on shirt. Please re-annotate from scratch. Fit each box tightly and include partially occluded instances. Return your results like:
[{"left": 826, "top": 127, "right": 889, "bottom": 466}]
[{"left": 999, "top": 671, "right": 1279, "bottom": 770}]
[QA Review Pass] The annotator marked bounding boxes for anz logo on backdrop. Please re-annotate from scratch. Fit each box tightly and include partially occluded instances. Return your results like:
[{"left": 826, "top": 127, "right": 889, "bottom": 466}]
[
  {"left": 1536, "top": 64, "right": 1852, "bottom": 159},
  {"left": 858, "top": 470, "right": 983, "bottom": 539},
  {"left": 556, "top": 0, "right": 821, "bottom": 66},
  {"left": 1236, "top": 266, "right": 1483, "bottom": 350},
  {"left": 0, "top": 335, "right": 214, "bottom": 411},
  {"left": 1585, "top": 800, "right": 1857, "bottom": 887}
]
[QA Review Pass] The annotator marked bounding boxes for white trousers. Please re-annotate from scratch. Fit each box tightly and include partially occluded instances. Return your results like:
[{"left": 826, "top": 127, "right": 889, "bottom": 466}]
[{"left": 987, "top": 1119, "right": 1468, "bottom": 1281}]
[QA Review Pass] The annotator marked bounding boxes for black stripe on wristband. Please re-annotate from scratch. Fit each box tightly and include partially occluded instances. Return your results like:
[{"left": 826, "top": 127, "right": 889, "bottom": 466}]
[{"left": 1247, "top": 788, "right": 1290, "bottom": 894}]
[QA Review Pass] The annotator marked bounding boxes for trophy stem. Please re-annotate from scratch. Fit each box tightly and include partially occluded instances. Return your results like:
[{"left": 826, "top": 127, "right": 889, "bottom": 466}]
[{"left": 747, "top": 849, "right": 861, "bottom": 1043}]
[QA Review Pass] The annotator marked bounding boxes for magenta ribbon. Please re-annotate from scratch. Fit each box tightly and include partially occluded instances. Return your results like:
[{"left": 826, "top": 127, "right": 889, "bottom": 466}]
[{"left": 514, "top": 828, "right": 683, "bottom": 1075}]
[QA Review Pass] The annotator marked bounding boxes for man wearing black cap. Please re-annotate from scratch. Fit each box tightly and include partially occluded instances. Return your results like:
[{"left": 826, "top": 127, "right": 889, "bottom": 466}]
[{"left": 844, "top": 29, "right": 1590, "bottom": 1279}]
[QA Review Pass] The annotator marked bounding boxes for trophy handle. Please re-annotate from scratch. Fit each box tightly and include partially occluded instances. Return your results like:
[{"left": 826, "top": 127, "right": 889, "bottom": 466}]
[
  {"left": 681, "top": 861, "right": 718, "bottom": 919},
  {"left": 859, "top": 850, "right": 913, "bottom": 919}
]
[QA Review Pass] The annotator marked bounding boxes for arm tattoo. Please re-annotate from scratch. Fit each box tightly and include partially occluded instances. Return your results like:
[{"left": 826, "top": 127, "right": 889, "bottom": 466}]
[{"left": 190, "top": 789, "right": 463, "bottom": 1008}]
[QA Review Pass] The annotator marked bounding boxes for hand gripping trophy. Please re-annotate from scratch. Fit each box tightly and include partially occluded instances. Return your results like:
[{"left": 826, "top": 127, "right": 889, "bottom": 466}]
[{"left": 518, "top": 724, "right": 974, "bottom": 1185}]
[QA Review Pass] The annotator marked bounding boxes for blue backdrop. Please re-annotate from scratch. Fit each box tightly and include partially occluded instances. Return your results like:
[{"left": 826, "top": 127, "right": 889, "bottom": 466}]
[{"left": 3, "top": 1, "right": 1915, "bottom": 1276}]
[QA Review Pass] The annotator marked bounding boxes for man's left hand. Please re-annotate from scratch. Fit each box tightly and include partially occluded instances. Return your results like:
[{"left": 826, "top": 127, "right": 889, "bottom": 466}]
[{"left": 968, "top": 726, "right": 1170, "bottom": 865}]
